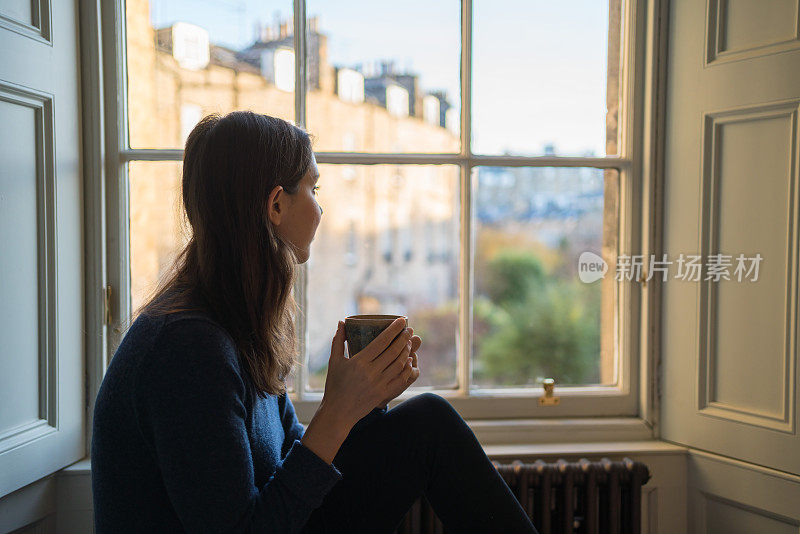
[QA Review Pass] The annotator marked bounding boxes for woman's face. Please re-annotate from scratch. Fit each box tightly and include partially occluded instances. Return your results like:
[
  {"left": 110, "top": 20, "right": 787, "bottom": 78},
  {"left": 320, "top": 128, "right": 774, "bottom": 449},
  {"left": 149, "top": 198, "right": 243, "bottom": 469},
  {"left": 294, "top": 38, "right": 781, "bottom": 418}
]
[{"left": 267, "top": 156, "right": 323, "bottom": 264}]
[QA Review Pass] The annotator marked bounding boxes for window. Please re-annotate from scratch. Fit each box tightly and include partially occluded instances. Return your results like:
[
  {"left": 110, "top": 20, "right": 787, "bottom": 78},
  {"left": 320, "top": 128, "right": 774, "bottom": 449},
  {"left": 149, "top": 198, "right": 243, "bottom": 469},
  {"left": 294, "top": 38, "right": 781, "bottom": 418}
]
[{"left": 111, "top": 0, "right": 655, "bottom": 425}]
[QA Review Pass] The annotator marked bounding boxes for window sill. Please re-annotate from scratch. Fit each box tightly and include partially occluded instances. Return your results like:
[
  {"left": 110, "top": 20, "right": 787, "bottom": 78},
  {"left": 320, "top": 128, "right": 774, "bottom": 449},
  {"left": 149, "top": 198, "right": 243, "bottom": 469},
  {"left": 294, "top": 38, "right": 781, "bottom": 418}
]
[
  {"left": 466, "top": 416, "right": 654, "bottom": 445},
  {"left": 483, "top": 440, "right": 686, "bottom": 461},
  {"left": 60, "top": 458, "right": 91, "bottom": 475}
]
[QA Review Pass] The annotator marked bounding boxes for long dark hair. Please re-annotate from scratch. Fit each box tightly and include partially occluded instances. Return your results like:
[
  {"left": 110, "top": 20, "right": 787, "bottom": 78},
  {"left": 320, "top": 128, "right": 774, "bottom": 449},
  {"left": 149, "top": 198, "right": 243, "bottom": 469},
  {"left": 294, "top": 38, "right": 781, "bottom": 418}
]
[{"left": 134, "top": 111, "right": 314, "bottom": 398}]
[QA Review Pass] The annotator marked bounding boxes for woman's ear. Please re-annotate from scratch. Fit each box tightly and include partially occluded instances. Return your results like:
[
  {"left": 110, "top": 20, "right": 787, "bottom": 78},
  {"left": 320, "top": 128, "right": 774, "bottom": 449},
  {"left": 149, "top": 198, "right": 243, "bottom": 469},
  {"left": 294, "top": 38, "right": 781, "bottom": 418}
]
[{"left": 267, "top": 185, "right": 284, "bottom": 226}]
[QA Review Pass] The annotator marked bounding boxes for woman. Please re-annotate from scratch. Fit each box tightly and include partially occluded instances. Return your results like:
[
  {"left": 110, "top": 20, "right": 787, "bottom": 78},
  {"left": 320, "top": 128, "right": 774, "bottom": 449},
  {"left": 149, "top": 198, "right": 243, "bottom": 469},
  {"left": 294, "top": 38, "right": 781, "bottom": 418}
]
[{"left": 91, "top": 111, "right": 539, "bottom": 534}]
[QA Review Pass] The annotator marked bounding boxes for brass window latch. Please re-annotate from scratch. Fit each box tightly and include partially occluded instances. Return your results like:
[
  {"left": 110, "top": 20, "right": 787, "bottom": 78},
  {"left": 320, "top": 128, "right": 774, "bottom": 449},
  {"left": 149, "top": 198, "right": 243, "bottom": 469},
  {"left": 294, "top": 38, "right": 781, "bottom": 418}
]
[{"left": 538, "top": 378, "right": 560, "bottom": 406}]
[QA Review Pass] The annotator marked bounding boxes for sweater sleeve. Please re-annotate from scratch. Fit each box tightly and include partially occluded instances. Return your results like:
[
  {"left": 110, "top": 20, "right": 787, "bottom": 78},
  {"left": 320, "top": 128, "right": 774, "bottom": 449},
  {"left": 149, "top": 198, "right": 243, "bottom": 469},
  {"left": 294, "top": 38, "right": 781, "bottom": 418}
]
[
  {"left": 279, "top": 392, "right": 306, "bottom": 447},
  {"left": 134, "top": 318, "right": 342, "bottom": 534}
]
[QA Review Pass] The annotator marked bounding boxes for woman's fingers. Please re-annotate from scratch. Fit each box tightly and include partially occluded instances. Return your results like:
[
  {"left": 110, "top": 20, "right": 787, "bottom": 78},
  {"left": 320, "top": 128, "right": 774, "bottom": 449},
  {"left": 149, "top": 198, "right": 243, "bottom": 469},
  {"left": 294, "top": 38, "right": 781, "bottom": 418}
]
[
  {"left": 402, "top": 357, "right": 414, "bottom": 378},
  {"left": 407, "top": 368, "right": 420, "bottom": 385},
  {"left": 367, "top": 329, "right": 421, "bottom": 405},
  {"left": 387, "top": 355, "right": 415, "bottom": 390},
  {"left": 329, "top": 321, "right": 346, "bottom": 362},
  {"left": 399, "top": 352, "right": 418, "bottom": 384},
  {"left": 376, "top": 329, "right": 412, "bottom": 372},
  {"left": 406, "top": 352, "right": 419, "bottom": 383},
  {"left": 386, "top": 340, "right": 412, "bottom": 377},
  {"left": 354, "top": 318, "right": 407, "bottom": 362},
  {"left": 405, "top": 360, "right": 419, "bottom": 385},
  {"left": 379, "top": 353, "right": 418, "bottom": 407}
]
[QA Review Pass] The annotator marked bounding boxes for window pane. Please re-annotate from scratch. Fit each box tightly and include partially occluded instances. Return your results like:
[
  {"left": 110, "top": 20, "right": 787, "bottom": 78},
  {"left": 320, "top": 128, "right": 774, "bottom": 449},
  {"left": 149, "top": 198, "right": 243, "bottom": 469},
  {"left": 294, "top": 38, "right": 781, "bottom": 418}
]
[
  {"left": 129, "top": 161, "right": 186, "bottom": 314},
  {"left": 126, "top": 0, "right": 294, "bottom": 149},
  {"left": 306, "top": 165, "right": 460, "bottom": 391},
  {"left": 472, "top": 0, "right": 623, "bottom": 156},
  {"left": 304, "top": 1, "right": 461, "bottom": 152},
  {"left": 286, "top": 367, "right": 296, "bottom": 393},
  {"left": 471, "top": 167, "right": 619, "bottom": 388}
]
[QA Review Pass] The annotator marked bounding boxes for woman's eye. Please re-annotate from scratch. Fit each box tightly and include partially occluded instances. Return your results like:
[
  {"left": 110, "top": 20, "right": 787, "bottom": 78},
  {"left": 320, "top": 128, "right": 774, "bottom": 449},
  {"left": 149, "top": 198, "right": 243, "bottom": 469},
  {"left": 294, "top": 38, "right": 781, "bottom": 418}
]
[{"left": 312, "top": 185, "right": 320, "bottom": 196}]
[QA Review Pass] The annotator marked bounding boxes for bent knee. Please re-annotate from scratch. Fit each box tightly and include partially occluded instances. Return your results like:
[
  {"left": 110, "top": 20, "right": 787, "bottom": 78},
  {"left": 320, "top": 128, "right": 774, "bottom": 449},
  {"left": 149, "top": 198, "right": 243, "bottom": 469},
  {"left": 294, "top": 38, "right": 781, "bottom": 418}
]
[{"left": 412, "top": 392, "right": 462, "bottom": 424}]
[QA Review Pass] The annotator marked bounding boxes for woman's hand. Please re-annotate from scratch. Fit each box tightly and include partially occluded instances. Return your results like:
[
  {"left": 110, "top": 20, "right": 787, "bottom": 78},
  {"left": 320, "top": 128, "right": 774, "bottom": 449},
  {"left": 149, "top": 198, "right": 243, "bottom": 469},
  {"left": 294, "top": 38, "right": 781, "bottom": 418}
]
[
  {"left": 377, "top": 331, "right": 421, "bottom": 408},
  {"left": 321, "top": 318, "right": 417, "bottom": 428},
  {"left": 301, "top": 319, "right": 420, "bottom": 465}
]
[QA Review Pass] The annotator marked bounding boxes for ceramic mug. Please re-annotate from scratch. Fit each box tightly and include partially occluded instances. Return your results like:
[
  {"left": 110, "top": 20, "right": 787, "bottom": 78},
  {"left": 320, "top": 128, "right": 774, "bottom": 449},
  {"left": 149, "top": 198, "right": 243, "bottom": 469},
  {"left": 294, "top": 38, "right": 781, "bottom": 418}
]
[{"left": 344, "top": 314, "right": 408, "bottom": 357}]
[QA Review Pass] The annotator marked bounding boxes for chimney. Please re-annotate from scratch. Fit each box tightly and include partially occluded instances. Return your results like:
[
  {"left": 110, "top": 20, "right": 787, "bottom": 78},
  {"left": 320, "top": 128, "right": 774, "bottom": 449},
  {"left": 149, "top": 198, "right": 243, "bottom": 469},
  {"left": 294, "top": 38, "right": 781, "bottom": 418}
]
[{"left": 317, "top": 32, "right": 335, "bottom": 94}]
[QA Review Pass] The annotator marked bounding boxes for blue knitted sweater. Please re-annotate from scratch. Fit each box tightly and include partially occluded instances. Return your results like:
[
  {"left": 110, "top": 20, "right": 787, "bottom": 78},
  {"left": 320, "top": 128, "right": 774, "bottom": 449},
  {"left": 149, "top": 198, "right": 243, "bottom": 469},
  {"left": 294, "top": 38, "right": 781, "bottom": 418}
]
[{"left": 91, "top": 307, "right": 386, "bottom": 533}]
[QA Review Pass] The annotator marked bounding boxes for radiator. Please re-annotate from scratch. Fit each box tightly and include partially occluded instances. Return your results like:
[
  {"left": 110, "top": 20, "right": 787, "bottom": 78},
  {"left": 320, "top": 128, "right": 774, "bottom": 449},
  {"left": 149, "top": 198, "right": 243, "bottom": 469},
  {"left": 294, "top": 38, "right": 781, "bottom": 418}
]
[{"left": 394, "top": 457, "right": 651, "bottom": 534}]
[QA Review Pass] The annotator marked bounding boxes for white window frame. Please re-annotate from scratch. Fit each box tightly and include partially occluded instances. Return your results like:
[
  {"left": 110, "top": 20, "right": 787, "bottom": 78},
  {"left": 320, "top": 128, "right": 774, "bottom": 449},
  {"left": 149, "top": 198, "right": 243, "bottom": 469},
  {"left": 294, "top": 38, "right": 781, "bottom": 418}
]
[{"left": 84, "top": 0, "right": 668, "bottom": 450}]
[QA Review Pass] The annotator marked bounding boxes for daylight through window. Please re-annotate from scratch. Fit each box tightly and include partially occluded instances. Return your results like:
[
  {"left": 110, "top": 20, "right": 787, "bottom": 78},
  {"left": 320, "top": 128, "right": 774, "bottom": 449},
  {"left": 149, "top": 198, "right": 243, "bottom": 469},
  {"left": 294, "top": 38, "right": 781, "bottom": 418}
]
[{"left": 123, "top": 0, "right": 626, "bottom": 399}]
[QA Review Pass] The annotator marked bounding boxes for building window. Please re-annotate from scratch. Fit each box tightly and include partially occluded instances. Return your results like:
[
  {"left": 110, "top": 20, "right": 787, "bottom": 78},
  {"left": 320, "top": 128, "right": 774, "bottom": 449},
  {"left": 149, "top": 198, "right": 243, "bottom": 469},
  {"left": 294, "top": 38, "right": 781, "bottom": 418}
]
[
  {"left": 116, "top": 0, "right": 642, "bottom": 418},
  {"left": 179, "top": 104, "right": 202, "bottom": 145}
]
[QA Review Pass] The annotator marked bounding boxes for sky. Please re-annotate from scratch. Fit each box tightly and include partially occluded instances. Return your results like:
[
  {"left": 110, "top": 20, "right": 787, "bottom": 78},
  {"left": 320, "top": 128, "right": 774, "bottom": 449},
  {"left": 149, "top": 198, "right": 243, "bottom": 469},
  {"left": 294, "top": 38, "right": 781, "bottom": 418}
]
[{"left": 149, "top": 0, "right": 610, "bottom": 156}]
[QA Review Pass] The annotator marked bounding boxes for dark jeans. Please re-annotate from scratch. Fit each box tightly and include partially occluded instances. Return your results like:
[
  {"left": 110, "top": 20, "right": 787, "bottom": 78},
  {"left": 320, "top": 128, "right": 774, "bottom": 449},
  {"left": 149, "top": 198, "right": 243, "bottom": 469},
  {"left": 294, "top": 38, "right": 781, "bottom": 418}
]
[{"left": 301, "top": 393, "right": 540, "bottom": 534}]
